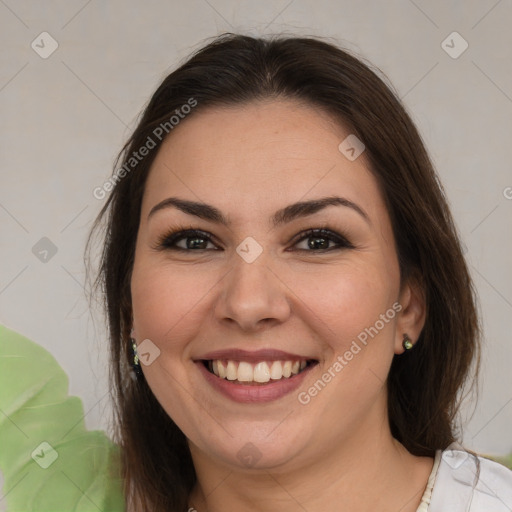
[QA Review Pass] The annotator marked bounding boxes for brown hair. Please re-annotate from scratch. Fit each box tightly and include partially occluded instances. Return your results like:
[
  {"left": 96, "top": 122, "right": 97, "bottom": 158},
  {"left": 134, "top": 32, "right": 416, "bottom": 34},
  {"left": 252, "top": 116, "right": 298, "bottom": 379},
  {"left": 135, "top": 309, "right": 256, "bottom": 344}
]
[{"left": 87, "top": 33, "right": 480, "bottom": 511}]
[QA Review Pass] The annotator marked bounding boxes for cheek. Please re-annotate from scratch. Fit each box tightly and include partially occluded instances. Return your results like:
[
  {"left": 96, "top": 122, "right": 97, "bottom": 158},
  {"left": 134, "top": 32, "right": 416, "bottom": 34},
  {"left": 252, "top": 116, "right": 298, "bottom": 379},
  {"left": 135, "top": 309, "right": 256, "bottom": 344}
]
[
  {"left": 293, "top": 264, "right": 399, "bottom": 415},
  {"left": 130, "top": 259, "right": 212, "bottom": 346},
  {"left": 293, "top": 259, "right": 398, "bottom": 347},
  {"left": 130, "top": 258, "right": 217, "bottom": 431}
]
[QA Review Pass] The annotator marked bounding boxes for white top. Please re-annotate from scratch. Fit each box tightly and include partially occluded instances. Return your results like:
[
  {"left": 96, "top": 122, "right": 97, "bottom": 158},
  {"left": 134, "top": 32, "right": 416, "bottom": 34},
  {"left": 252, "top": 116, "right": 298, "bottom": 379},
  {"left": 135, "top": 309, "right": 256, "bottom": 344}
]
[{"left": 415, "top": 444, "right": 512, "bottom": 511}]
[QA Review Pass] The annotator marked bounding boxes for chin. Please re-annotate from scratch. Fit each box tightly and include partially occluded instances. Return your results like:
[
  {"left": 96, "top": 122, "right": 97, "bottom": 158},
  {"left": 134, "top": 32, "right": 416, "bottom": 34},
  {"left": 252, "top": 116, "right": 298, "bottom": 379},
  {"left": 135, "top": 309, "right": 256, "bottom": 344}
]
[{"left": 191, "top": 419, "right": 314, "bottom": 472}]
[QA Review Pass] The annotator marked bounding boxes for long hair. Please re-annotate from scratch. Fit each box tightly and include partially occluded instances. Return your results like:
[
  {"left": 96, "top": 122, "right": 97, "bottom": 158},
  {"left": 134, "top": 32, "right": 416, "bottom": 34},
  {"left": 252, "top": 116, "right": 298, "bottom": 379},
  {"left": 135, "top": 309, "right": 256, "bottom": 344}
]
[{"left": 87, "top": 33, "right": 480, "bottom": 511}]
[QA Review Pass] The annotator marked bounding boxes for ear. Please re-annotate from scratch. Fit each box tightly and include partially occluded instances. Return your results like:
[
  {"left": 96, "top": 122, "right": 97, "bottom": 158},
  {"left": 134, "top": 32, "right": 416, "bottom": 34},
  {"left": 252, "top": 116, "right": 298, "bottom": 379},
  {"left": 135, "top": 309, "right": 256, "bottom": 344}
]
[{"left": 394, "top": 274, "right": 426, "bottom": 354}]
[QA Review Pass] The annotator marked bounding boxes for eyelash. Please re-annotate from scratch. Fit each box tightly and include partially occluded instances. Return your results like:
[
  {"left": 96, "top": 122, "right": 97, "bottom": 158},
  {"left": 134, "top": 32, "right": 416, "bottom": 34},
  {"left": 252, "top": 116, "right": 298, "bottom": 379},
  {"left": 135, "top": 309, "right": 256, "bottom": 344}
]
[{"left": 154, "top": 226, "right": 355, "bottom": 253}]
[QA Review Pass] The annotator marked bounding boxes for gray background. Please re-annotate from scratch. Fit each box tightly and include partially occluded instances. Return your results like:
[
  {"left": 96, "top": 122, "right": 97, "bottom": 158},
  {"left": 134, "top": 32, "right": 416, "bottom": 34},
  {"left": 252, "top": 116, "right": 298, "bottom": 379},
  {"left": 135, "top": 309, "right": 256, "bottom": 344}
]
[{"left": 1, "top": 1, "right": 511, "bottom": 501}]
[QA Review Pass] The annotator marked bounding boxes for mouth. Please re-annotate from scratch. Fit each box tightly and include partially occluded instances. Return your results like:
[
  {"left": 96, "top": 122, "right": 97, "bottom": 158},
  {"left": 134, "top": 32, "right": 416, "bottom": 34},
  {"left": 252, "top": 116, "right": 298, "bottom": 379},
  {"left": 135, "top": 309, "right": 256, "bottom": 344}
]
[
  {"left": 201, "top": 358, "right": 317, "bottom": 385},
  {"left": 194, "top": 349, "right": 319, "bottom": 403}
]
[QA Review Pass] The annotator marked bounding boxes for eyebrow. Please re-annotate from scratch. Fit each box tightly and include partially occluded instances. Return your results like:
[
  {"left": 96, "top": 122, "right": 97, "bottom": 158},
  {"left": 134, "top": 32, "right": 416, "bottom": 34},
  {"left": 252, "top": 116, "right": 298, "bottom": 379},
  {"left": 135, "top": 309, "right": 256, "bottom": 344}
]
[{"left": 148, "top": 196, "right": 371, "bottom": 227}]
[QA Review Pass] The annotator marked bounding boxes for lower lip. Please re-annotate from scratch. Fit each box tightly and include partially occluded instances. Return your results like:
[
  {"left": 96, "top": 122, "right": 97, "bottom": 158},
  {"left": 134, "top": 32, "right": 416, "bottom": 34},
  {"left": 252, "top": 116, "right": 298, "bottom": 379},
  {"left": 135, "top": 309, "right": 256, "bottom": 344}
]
[{"left": 196, "top": 362, "right": 314, "bottom": 403}]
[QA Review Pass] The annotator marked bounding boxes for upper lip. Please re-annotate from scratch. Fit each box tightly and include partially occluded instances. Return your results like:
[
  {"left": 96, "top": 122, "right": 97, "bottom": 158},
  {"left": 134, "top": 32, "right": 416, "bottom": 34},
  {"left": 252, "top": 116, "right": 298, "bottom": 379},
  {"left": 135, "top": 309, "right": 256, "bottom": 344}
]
[{"left": 195, "top": 349, "right": 316, "bottom": 363}]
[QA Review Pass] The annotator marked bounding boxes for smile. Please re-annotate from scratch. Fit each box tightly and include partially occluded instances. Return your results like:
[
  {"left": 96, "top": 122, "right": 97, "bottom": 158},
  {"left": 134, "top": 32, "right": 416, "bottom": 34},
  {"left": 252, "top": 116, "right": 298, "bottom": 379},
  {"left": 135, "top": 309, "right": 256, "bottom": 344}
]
[
  {"left": 195, "top": 349, "right": 319, "bottom": 403},
  {"left": 204, "top": 359, "right": 314, "bottom": 384}
]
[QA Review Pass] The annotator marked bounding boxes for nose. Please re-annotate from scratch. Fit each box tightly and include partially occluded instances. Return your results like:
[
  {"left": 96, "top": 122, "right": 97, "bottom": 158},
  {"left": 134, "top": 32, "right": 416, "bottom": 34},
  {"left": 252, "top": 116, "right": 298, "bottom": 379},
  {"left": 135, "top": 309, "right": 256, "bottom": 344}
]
[{"left": 214, "top": 248, "right": 291, "bottom": 332}]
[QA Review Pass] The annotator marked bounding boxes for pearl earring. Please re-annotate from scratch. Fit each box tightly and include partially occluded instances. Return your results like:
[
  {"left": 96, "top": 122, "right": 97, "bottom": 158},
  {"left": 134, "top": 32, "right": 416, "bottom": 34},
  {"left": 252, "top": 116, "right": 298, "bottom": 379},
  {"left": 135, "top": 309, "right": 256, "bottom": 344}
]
[
  {"left": 130, "top": 329, "right": 143, "bottom": 376},
  {"left": 402, "top": 334, "right": 413, "bottom": 351}
]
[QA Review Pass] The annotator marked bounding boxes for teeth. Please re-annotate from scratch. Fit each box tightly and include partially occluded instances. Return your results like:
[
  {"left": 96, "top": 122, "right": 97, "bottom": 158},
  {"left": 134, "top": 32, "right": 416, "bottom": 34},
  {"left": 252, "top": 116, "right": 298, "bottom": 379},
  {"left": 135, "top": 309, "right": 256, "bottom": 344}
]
[
  {"left": 226, "top": 360, "right": 238, "bottom": 381},
  {"left": 208, "top": 359, "right": 310, "bottom": 382},
  {"left": 254, "top": 362, "right": 270, "bottom": 383},
  {"left": 237, "top": 362, "right": 253, "bottom": 382},
  {"left": 270, "top": 361, "right": 282, "bottom": 380},
  {"left": 217, "top": 360, "right": 226, "bottom": 379}
]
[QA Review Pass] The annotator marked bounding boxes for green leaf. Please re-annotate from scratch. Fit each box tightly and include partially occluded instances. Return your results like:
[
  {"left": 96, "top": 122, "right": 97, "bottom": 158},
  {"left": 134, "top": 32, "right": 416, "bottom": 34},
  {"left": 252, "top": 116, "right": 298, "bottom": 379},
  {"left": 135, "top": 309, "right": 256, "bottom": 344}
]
[{"left": 0, "top": 325, "right": 124, "bottom": 511}]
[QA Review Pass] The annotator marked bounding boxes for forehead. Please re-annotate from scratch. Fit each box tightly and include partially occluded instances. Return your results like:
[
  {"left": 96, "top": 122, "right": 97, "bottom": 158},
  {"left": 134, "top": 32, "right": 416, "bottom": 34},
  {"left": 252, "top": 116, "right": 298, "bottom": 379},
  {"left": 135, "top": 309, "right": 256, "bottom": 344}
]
[{"left": 141, "top": 99, "right": 384, "bottom": 224}]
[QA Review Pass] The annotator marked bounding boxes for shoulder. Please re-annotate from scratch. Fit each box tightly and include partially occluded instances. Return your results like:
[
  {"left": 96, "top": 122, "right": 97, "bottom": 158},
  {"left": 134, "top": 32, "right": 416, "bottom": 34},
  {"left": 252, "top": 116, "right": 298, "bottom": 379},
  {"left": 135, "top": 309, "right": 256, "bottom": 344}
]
[{"left": 429, "top": 445, "right": 512, "bottom": 511}]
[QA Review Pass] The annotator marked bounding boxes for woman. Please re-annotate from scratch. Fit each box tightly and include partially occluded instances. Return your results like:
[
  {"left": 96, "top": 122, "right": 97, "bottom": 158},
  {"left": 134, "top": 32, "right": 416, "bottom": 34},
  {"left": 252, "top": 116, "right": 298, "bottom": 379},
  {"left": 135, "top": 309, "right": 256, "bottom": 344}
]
[{"left": 92, "top": 33, "right": 511, "bottom": 510}]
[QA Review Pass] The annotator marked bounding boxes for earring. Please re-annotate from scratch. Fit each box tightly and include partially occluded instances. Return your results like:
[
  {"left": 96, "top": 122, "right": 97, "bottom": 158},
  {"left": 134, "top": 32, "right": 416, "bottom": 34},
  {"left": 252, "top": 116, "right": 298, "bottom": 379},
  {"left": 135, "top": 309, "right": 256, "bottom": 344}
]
[
  {"left": 402, "top": 334, "right": 413, "bottom": 351},
  {"left": 130, "top": 330, "right": 143, "bottom": 377}
]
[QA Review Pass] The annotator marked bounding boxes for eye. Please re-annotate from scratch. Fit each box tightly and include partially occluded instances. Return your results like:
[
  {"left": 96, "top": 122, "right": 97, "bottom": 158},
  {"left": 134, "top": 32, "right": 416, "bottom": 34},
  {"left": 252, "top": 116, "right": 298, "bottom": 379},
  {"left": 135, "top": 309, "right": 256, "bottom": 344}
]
[
  {"left": 156, "top": 229, "right": 219, "bottom": 251},
  {"left": 155, "top": 227, "right": 354, "bottom": 253},
  {"left": 289, "top": 228, "right": 354, "bottom": 252}
]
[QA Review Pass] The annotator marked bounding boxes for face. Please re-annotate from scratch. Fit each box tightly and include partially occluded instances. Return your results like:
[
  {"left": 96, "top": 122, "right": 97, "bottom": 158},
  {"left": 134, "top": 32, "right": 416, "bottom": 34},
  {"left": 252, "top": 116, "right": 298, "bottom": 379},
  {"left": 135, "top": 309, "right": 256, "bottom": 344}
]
[{"left": 130, "top": 99, "right": 415, "bottom": 473}]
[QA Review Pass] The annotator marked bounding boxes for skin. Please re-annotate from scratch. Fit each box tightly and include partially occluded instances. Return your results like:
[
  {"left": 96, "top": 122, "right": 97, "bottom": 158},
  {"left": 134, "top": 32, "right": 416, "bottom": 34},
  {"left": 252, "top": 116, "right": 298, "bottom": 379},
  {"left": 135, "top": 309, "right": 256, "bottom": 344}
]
[{"left": 130, "top": 99, "right": 432, "bottom": 511}]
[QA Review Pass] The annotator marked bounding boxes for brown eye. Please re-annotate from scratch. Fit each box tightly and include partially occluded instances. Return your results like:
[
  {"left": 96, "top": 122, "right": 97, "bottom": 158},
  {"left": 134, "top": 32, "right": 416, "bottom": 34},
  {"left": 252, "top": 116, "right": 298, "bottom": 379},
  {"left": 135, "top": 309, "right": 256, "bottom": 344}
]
[
  {"left": 155, "top": 227, "right": 354, "bottom": 253},
  {"left": 157, "top": 229, "right": 219, "bottom": 251},
  {"left": 291, "top": 228, "right": 354, "bottom": 252}
]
